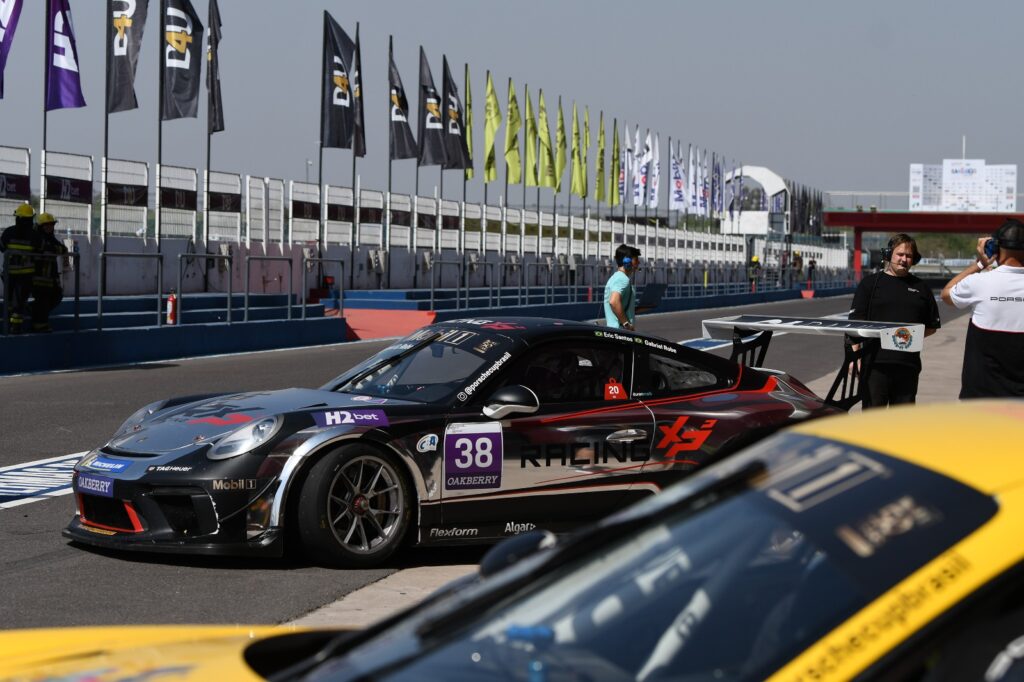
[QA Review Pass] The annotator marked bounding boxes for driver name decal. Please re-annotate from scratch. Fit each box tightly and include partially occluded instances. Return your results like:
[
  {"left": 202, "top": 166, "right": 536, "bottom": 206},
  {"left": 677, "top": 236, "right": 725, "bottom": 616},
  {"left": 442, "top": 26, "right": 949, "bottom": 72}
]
[
  {"left": 313, "top": 409, "right": 390, "bottom": 427},
  {"left": 444, "top": 422, "right": 503, "bottom": 490}
]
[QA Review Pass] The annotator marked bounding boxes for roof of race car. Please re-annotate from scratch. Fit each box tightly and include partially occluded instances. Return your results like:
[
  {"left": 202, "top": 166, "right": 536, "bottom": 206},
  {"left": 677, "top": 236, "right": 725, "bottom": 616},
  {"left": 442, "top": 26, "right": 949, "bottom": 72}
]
[
  {"left": 438, "top": 317, "right": 617, "bottom": 336},
  {"left": 788, "top": 400, "right": 1024, "bottom": 495}
]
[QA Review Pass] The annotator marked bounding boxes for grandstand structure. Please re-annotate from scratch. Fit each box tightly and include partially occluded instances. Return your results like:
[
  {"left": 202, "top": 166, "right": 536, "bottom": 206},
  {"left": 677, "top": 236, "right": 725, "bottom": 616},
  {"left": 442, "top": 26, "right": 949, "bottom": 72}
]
[{"left": 0, "top": 145, "right": 850, "bottom": 298}]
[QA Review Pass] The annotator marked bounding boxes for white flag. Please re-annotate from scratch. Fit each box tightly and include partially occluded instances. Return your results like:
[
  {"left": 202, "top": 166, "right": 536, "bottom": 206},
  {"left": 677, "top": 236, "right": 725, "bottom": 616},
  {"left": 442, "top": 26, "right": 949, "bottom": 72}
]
[
  {"left": 701, "top": 148, "right": 709, "bottom": 216},
  {"left": 648, "top": 132, "right": 660, "bottom": 209},
  {"left": 670, "top": 142, "right": 687, "bottom": 212},
  {"left": 688, "top": 144, "right": 697, "bottom": 211},
  {"left": 619, "top": 121, "right": 631, "bottom": 207}
]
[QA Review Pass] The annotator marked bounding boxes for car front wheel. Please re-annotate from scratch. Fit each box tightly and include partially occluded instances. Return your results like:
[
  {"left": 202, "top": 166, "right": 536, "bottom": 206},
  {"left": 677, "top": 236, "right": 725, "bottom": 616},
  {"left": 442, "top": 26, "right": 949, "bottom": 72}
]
[{"left": 297, "top": 445, "right": 412, "bottom": 568}]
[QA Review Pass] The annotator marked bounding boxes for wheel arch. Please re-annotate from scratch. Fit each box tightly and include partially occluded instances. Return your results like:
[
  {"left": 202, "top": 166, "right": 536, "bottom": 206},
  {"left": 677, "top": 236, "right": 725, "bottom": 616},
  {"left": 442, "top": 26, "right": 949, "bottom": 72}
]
[{"left": 273, "top": 433, "right": 426, "bottom": 546}]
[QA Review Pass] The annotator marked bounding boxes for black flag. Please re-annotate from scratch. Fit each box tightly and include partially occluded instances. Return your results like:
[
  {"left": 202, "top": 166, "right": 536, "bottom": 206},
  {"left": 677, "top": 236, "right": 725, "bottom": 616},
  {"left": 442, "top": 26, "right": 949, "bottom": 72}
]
[
  {"left": 107, "top": 0, "right": 148, "bottom": 113},
  {"left": 351, "top": 24, "right": 365, "bottom": 157},
  {"left": 161, "top": 0, "right": 204, "bottom": 120},
  {"left": 416, "top": 47, "right": 446, "bottom": 167},
  {"left": 441, "top": 56, "right": 471, "bottom": 170},
  {"left": 206, "top": 0, "right": 223, "bottom": 133},
  {"left": 388, "top": 39, "right": 417, "bottom": 160},
  {"left": 320, "top": 12, "right": 357, "bottom": 150}
]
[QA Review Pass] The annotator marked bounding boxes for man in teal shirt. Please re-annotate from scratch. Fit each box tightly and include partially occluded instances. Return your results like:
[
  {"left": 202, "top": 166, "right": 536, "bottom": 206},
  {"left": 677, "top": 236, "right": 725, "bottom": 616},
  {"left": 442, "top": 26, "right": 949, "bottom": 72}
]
[{"left": 604, "top": 244, "right": 641, "bottom": 329}]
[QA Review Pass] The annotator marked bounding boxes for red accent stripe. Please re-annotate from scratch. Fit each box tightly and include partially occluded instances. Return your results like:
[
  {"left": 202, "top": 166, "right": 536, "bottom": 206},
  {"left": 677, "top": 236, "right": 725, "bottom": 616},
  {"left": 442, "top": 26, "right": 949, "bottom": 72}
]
[
  {"left": 77, "top": 494, "right": 144, "bottom": 534},
  {"left": 538, "top": 366, "right": 776, "bottom": 423},
  {"left": 123, "top": 501, "right": 145, "bottom": 533}
]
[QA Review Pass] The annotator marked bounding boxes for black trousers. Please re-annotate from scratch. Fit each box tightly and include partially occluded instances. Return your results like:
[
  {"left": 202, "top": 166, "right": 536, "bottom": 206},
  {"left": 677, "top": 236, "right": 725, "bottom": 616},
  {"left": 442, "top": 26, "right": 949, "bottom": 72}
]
[
  {"left": 864, "top": 363, "right": 920, "bottom": 409},
  {"left": 4, "top": 274, "right": 32, "bottom": 328},
  {"left": 31, "top": 285, "right": 62, "bottom": 330}
]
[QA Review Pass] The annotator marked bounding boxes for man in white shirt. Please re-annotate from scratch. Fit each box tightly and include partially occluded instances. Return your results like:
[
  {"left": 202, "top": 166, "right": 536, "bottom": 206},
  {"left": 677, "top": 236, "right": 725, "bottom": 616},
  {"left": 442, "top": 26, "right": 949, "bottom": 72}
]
[{"left": 942, "top": 219, "right": 1024, "bottom": 398}]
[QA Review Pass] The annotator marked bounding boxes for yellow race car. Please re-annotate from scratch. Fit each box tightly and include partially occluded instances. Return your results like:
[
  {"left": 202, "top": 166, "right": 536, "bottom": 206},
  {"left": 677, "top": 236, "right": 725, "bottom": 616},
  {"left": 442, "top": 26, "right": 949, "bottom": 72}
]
[{"left": 5, "top": 401, "right": 1024, "bottom": 681}]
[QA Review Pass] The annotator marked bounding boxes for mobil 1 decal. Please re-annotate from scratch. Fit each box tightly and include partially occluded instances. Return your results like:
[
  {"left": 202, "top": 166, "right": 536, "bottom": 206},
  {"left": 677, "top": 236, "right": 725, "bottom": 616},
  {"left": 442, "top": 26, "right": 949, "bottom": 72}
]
[{"left": 444, "top": 422, "right": 503, "bottom": 490}]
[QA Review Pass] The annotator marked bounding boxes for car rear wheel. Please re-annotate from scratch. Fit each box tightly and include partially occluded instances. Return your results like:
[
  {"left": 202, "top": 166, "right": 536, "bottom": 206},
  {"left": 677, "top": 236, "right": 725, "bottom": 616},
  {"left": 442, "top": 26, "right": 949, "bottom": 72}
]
[{"left": 296, "top": 445, "right": 412, "bottom": 568}]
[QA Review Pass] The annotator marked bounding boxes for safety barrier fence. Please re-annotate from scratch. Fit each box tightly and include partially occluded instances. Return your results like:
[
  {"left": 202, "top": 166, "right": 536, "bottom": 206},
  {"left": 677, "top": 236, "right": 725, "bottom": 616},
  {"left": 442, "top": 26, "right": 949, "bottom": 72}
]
[{"left": 2, "top": 249, "right": 853, "bottom": 337}]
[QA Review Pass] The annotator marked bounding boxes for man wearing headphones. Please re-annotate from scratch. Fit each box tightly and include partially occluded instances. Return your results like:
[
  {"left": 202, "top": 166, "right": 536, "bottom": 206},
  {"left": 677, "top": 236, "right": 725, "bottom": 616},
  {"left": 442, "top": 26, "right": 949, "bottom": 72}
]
[
  {"left": 941, "top": 218, "right": 1024, "bottom": 398},
  {"left": 604, "top": 243, "right": 641, "bottom": 330},
  {"left": 849, "top": 233, "right": 941, "bottom": 408}
]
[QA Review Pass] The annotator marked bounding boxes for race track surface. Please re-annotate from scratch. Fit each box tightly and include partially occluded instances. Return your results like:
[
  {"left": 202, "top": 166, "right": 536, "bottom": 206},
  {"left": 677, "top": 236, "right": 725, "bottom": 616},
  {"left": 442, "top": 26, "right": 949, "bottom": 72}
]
[{"left": 1, "top": 296, "right": 931, "bottom": 629}]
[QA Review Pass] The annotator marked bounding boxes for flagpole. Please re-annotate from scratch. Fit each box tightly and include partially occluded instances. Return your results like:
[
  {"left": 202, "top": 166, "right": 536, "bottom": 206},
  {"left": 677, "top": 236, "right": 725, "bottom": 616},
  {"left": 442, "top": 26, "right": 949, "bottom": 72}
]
[
  {"left": 42, "top": 0, "right": 50, "bottom": 213},
  {"left": 351, "top": 22, "right": 359, "bottom": 282},
  {"left": 156, "top": 0, "right": 166, "bottom": 252},
  {"left": 317, "top": 12, "right": 327, "bottom": 273},
  {"left": 102, "top": 0, "right": 111, "bottom": 253},
  {"left": 386, "top": 36, "right": 394, "bottom": 289}
]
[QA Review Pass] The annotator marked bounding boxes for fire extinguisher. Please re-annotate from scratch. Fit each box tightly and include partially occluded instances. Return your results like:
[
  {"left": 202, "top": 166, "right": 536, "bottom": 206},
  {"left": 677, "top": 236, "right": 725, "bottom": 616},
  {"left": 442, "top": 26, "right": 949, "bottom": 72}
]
[{"left": 167, "top": 290, "right": 177, "bottom": 325}]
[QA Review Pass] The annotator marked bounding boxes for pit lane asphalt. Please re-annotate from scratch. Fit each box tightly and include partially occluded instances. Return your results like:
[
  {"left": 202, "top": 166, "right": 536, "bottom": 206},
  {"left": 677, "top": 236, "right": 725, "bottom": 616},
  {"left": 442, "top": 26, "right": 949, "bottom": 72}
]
[{"left": 0, "top": 296, "right": 959, "bottom": 629}]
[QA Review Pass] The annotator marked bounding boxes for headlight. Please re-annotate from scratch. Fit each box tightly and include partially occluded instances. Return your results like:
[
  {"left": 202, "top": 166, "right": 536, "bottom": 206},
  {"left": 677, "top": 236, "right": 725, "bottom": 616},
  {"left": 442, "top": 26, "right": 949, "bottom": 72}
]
[
  {"left": 207, "top": 416, "right": 282, "bottom": 460},
  {"left": 112, "top": 401, "right": 164, "bottom": 438}
]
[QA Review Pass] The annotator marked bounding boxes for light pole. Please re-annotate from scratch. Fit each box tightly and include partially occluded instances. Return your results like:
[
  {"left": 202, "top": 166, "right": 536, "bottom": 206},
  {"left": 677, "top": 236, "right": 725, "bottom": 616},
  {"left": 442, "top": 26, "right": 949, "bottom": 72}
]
[{"left": 305, "top": 158, "right": 313, "bottom": 183}]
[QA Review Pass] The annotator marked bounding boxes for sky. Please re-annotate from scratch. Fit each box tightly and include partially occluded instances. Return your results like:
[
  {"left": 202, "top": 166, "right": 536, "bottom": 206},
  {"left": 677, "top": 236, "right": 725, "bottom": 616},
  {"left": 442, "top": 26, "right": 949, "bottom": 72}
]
[{"left": 2, "top": 0, "right": 1022, "bottom": 207}]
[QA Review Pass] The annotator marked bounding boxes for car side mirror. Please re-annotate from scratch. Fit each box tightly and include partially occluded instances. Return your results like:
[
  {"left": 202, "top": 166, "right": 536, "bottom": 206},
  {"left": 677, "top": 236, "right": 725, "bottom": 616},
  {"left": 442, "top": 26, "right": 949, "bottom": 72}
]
[
  {"left": 479, "top": 529, "right": 557, "bottom": 578},
  {"left": 482, "top": 385, "right": 539, "bottom": 419}
]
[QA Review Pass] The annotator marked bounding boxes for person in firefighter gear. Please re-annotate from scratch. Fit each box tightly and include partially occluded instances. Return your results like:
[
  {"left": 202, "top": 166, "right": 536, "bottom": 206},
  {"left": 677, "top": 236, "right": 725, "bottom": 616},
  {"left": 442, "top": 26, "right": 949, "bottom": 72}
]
[
  {"left": 31, "top": 212, "right": 68, "bottom": 333},
  {"left": 1, "top": 204, "right": 42, "bottom": 334}
]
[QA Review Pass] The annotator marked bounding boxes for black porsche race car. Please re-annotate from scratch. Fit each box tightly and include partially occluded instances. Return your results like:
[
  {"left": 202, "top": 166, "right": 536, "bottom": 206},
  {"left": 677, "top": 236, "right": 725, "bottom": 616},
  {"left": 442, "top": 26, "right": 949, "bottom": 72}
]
[{"left": 64, "top": 317, "right": 839, "bottom": 567}]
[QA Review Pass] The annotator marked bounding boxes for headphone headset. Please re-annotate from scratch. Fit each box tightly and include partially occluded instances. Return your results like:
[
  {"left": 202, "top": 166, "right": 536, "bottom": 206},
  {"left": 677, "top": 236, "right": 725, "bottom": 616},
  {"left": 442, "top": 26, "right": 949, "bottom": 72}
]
[
  {"left": 621, "top": 256, "right": 632, "bottom": 266},
  {"left": 988, "top": 220, "right": 1024, "bottom": 255},
  {"left": 880, "top": 234, "right": 921, "bottom": 266}
]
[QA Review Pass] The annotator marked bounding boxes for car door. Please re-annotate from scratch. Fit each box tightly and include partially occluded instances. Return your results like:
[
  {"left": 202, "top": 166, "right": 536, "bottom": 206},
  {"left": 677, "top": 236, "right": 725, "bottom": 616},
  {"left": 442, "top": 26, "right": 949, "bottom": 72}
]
[
  {"left": 633, "top": 346, "right": 738, "bottom": 485},
  {"left": 440, "top": 336, "right": 655, "bottom": 536}
]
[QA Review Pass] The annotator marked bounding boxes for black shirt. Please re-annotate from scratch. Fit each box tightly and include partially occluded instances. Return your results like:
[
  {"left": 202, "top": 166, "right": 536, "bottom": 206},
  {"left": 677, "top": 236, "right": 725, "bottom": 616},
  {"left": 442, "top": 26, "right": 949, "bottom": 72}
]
[{"left": 849, "top": 271, "right": 941, "bottom": 370}]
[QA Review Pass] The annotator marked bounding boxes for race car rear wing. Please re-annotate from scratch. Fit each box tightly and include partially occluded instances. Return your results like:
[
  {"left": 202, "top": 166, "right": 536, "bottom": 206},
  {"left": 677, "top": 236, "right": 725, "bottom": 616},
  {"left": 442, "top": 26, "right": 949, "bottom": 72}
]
[{"left": 700, "top": 315, "right": 926, "bottom": 411}]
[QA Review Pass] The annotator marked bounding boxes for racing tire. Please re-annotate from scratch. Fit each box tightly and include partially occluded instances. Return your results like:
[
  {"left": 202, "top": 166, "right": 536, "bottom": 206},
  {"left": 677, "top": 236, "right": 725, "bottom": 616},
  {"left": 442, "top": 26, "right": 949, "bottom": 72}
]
[{"left": 296, "top": 445, "right": 413, "bottom": 568}]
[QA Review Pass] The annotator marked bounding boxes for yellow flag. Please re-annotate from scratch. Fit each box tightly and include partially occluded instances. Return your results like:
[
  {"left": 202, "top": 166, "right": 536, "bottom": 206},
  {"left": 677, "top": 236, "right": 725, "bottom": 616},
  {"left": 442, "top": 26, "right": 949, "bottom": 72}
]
[
  {"left": 595, "top": 111, "right": 606, "bottom": 204},
  {"left": 609, "top": 118, "right": 620, "bottom": 207},
  {"left": 583, "top": 107, "right": 590, "bottom": 199},
  {"left": 570, "top": 102, "right": 585, "bottom": 198},
  {"left": 504, "top": 78, "right": 521, "bottom": 185},
  {"left": 554, "top": 97, "right": 567, "bottom": 193},
  {"left": 483, "top": 71, "right": 501, "bottom": 183},
  {"left": 537, "top": 90, "right": 556, "bottom": 189},
  {"left": 464, "top": 64, "right": 473, "bottom": 180},
  {"left": 524, "top": 85, "right": 538, "bottom": 187}
]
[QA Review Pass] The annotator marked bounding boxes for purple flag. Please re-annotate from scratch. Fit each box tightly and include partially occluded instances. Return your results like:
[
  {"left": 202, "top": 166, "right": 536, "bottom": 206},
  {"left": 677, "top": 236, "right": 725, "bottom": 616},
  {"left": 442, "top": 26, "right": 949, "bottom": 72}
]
[
  {"left": 46, "top": 0, "right": 86, "bottom": 110},
  {"left": 0, "top": 0, "right": 24, "bottom": 99}
]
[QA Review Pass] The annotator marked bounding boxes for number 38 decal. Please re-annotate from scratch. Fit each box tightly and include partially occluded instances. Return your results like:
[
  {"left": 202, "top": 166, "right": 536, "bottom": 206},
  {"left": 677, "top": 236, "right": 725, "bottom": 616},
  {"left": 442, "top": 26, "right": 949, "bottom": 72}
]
[{"left": 443, "top": 423, "right": 503, "bottom": 491}]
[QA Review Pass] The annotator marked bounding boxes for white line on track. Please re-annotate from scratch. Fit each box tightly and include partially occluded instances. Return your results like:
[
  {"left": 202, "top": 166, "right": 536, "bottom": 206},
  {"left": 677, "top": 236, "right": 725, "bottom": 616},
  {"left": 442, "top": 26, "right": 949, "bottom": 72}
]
[{"left": 0, "top": 452, "right": 86, "bottom": 510}]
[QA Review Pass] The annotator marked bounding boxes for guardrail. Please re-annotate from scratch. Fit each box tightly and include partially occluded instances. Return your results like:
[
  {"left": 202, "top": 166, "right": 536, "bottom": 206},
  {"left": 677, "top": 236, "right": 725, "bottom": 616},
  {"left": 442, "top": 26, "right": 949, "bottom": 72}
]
[
  {"left": 301, "top": 256, "right": 346, "bottom": 319},
  {"left": 98, "top": 252, "right": 163, "bottom": 331},
  {"left": 176, "top": 253, "right": 233, "bottom": 325},
  {"left": 244, "top": 255, "right": 294, "bottom": 322},
  {"left": 429, "top": 256, "right": 466, "bottom": 311}
]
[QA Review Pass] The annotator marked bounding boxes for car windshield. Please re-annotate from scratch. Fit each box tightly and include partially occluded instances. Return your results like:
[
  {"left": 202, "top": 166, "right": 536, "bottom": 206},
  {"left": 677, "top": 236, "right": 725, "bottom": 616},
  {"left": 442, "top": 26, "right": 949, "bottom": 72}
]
[
  {"left": 310, "top": 433, "right": 997, "bottom": 681},
  {"left": 332, "top": 327, "right": 512, "bottom": 404}
]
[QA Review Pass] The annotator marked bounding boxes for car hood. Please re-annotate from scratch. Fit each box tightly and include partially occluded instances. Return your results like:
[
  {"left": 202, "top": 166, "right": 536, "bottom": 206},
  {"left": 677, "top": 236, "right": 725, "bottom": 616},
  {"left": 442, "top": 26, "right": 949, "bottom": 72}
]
[{"left": 107, "top": 388, "right": 411, "bottom": 454}]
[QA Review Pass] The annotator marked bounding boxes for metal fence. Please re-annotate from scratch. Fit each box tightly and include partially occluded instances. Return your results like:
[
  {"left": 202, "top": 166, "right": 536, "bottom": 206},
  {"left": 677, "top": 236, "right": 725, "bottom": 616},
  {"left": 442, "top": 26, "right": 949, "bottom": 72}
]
[
  {"left": 157, "top": 164, "right": 197, "bottom": 241},
  {"left": 103, "top": 157, "right": 148, "bottom": 239},
  {"left": 41, "top": 150, "right": 93, "bottom": 239}
]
